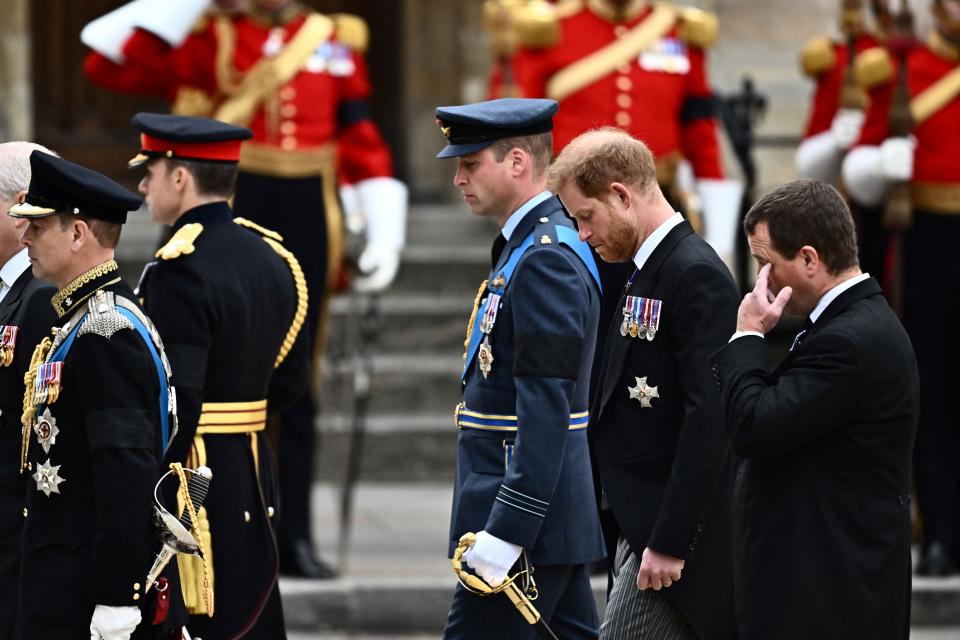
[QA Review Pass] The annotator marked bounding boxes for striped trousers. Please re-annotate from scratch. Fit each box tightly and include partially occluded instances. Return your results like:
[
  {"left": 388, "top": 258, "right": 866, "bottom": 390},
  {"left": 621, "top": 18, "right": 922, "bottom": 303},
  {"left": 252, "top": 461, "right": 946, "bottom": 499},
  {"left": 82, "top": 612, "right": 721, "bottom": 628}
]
[{"left": 600, "top": 538, "right": 698, "bottom": 639}]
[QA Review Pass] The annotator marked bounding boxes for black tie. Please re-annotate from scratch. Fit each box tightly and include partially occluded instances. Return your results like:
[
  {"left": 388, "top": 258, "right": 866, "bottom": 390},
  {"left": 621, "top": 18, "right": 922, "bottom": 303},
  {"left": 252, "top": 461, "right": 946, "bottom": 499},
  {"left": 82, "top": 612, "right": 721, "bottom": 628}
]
[
  {"left": 790, "top": 317, "right": 814, "bottom": 352},
  {"left": 491, "top": 233, "right": 507, "bottom": 269}
]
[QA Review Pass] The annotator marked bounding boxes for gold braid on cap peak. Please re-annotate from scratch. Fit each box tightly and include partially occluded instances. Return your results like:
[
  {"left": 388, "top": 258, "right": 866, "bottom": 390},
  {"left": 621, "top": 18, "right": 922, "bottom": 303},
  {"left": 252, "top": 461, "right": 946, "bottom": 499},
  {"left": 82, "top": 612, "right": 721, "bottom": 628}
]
[{"left": 261, "top": 237, "right": 308, "bottom": 368}]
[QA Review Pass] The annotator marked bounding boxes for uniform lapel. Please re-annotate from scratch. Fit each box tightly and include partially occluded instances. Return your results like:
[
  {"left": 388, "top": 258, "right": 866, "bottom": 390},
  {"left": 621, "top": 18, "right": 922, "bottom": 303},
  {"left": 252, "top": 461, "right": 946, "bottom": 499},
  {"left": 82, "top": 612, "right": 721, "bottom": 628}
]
[{"left": 593, "top": 222, "right": 692, "bottom": 418}]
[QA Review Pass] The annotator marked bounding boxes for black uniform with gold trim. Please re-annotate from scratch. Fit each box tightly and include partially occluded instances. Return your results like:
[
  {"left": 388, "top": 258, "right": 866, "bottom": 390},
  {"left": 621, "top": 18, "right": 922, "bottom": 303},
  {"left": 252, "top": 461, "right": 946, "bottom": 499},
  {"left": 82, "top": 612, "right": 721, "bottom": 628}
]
[
  {"left": 10, "top": 151, "right": 180, "bottom": 639},
  {"left": 138, "top": 200, "right": 308, "bottom": 639}
]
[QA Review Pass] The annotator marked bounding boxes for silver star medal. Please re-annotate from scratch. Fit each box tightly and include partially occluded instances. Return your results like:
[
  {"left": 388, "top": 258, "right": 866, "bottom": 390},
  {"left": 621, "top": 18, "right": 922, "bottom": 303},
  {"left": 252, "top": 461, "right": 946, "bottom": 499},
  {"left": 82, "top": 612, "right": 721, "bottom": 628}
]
[
  {"left": 628, "top": 376, "right": 659, "bottom": 408},
  {"left": 33, "top": 459, "right": 65, "bottom": 497},
  {"left": 33, "top": 407, "right": 59, "bottom": 454}
]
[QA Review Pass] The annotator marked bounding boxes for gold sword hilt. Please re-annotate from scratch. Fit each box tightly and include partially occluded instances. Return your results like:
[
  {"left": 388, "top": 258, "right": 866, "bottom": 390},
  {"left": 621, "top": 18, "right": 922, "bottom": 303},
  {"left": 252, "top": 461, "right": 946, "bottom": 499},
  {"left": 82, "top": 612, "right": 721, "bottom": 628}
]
[{"left": 451, "top": 532, "right": 541, "bottom": 625}]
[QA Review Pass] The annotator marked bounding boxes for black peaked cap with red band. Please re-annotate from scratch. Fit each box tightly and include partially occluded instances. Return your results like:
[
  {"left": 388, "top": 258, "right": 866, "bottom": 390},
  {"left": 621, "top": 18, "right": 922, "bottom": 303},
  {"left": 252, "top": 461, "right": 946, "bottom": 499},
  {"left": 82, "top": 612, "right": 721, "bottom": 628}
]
[{"left": 129, "top": 113, "right": 253, "bottom": 168}]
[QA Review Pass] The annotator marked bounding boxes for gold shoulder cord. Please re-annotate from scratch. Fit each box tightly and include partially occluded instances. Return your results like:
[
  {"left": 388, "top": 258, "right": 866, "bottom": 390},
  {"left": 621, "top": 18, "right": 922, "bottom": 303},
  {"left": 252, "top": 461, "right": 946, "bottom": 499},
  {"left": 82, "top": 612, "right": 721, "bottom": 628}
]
[
  {"left": 20, "top": 334, "right": 53, "bottom": 472},
  {"left": 463, "top": 280, "right": 489, "bottom": 363},
  {"left": 262, "top": 237, "right": 309, "bottom": 367}
]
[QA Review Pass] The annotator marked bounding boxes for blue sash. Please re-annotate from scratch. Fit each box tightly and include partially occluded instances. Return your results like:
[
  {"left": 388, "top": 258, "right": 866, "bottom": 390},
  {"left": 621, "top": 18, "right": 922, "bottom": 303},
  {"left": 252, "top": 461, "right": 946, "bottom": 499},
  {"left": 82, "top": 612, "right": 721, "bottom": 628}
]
[{"left": 462, "top": 225, "right": 602, "bottom": 379}]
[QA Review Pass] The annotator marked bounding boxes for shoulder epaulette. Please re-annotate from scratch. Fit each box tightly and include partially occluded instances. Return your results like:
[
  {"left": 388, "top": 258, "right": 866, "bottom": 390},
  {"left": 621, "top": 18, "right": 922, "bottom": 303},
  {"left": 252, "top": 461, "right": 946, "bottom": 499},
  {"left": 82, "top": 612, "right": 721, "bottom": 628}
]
[
  {"left": 800, "top": 36, "right": 837, "bottom": 77},
  {"left": 156, "top": 223, "right": 204, "bottom": 261},
  {"left": 77, "top": 291, "right": 134, "bottom": 340},
  {"left": 514, "top": 0, "right": 566, "bottom": 49},
  {"left": 333, "top": 13, "right": 369, "bottom": 52},
  {"left": 678, "top": 7, "right": 717, "bottom": 49},
  {"left": 233, "top": 217, "right": 284, "bottom": 242},
  {"left": 855, "top": 46, "right": 894, "bottom": 89}
]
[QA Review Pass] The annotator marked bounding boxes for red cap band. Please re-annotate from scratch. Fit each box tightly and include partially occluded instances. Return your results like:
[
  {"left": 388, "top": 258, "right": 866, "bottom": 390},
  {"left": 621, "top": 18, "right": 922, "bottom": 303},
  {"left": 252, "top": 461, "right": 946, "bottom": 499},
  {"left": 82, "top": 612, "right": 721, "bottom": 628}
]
[{"left": 140, "top": 133, "right": 243, "bottom": 163}]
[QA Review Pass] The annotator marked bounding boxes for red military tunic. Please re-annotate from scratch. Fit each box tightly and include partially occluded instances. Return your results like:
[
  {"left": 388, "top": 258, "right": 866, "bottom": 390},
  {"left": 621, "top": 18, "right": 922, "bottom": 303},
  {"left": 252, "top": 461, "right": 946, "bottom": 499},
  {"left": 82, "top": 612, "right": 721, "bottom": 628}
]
[
  {"left": 507, "top": 1, "right": 723, "bottom": 178},
  {"left": 909, "top": 38, "right": 960, "bottom": 189},
  {"left": 83, "top": 8, "right": 393, "bottom": 184},
  {"left": 801, "top": 33, "right": 894, "bottom": 145}
]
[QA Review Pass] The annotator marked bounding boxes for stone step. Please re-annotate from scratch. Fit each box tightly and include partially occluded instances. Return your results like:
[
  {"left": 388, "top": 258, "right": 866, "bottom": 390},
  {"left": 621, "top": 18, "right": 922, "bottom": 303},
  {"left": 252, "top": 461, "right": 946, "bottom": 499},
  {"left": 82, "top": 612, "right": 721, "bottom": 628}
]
[
  {"left": 405, "top": 204, "right": 496, "bottom": 248},
  {"left": 391, "top": 245, "right": 489, "bottom": 295},
  {"left": 326, "top": 293, "right": 473, "bottom": 354},
  {"left": 314, "top": 414, "right": 456, "bottom": 483},
  {"left": 319, "top": 353, "right": 464, "bottom": 416}
]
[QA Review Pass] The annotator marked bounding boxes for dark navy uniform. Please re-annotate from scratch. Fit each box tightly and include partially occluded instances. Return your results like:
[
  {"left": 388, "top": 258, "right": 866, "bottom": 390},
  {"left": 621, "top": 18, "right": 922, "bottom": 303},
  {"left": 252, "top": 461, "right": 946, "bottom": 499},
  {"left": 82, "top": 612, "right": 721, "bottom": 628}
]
[
  {"left": 0, "top": 255, "right": 55, "bottom": 636},
  {"left": 132, "top": 113, "right": 308, "bottom": 639},
  {"left": 9, "top": 152, "right": 178, "bottom": 639},
  {"left": 436, "top": 99, "right": 606, "bottom": 639}
]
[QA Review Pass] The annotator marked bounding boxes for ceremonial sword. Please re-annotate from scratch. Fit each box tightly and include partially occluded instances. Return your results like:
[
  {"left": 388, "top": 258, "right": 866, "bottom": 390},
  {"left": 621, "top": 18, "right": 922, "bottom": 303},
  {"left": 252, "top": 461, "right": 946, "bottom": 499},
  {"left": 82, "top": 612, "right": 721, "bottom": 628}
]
[{"left": 452, "top": 532, "right": 559, "bottom": 640}]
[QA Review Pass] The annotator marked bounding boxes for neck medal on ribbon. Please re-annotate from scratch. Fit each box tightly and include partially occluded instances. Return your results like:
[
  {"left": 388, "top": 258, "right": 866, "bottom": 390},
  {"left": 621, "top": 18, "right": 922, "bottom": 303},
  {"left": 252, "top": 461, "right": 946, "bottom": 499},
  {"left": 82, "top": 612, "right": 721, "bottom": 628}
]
[
  {"left": 622, "top": 296, "right": 663, "bottom": 341},
  {"left": 477, "top": 293, "right": 501, "bottom": 379}
]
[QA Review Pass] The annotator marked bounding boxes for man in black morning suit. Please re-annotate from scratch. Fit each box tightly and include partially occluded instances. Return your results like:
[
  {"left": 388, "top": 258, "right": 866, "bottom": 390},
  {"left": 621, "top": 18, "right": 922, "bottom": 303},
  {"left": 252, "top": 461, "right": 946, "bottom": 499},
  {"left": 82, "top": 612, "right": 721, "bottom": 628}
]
[
  {"left": 710, "top": 180, "right": 918, "bottom": 639},
  {"left": 436, "top": 98, "right": 606, "bottom": 639},
  {"left": 0, "top": 142, "right": 58, "bottom": 638},
  {"left": 549, "top": 128, "right": 738, "bottom": 640},
  {"left": 132, "top": 113, "right": 308, "bottom": 640}
]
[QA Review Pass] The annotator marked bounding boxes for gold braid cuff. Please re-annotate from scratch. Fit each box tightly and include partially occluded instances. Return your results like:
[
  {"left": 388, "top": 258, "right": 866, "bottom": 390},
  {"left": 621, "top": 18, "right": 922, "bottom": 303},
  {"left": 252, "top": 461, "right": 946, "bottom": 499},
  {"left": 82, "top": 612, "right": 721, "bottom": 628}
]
[{"left": 20, "top": 335, "right": 53, "bottom": 473}]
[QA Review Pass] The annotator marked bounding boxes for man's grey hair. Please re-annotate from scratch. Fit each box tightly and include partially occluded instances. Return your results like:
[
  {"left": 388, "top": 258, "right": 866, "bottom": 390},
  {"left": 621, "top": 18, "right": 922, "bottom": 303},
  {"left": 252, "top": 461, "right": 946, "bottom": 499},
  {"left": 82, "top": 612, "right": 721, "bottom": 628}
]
[{"left": 0, "top": 142, "right": 57, "bottom": 201}]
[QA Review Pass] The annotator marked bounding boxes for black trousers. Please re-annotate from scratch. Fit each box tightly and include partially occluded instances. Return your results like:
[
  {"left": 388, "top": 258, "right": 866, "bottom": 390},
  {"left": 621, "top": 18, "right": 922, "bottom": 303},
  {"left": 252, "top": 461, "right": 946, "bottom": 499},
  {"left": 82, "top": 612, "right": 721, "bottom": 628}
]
[
  {"left": 851, "top": 203, "right": 889, "bottom": 290},
  {"left": 905, "top": 210, "right": 960, "bottom": 555},
  {"left": 234, "top": 171, "right": 330, "bottom": 551}
]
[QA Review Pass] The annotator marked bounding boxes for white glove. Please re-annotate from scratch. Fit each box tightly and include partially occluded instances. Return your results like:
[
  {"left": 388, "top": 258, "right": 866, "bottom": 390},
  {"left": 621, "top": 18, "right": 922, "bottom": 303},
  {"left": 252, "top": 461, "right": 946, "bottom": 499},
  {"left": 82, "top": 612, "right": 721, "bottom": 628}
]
[
  {"left": 132, "top": 0, "right": 213, "bottom": 47},
  {"left": 352, "top": 177, "right": 408, "bottom": 294},
  {"left": 830, "top": 108, "right": 866, "bottom": 150},
  {"left": 90, "top": 605, "right": 142, "bottom": 640},
  {"left": 463, "top": 530, "right": 523, "bottom": 588},
  {"left": 696, "top": 178, "right": 744, "bottom": 270},
  {"left": 338, "top": 183, "right": 365, "bottom": 236},
  {"left": 795, "top": 131, "right": 843, "bottom": 183},
  {"left": 81, "top": 0, "right": 156, "bottom": 63},
  {"left": 880, "top": 136, "right": 915, "bottom": 182},
  {"left": 842, "top": 145, "right": 886, "bottom": 206}
]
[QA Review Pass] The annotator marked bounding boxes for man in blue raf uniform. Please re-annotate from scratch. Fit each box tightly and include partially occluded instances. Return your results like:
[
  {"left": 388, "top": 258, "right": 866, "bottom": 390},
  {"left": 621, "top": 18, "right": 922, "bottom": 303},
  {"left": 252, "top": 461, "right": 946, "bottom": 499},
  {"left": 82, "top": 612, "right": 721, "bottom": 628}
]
[
  {"left": 10, "top": 152, "right": 178, "bottom": 639},
  {"left": 549, "top": 129, "right": 738, "bottom": 639},
  {"left": 132, "top": 113, "right": 308, "bottom": 640},
  {"left": 436, "top": 98, "right": 606, "bottom": 639}
]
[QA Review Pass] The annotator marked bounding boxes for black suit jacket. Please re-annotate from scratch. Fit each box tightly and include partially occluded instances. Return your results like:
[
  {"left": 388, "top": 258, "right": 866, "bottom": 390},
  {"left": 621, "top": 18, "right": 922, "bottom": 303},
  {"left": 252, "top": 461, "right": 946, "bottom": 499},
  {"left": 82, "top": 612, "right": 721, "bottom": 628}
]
[
  {"left": 0, "top": 266, "right": 56, "bottom": 638},
  {"left": 589, "top": 222, "right": 739, "bottom": 640},
  {"left": 710, "top": 277, "right": 918, "bottom": 640}
]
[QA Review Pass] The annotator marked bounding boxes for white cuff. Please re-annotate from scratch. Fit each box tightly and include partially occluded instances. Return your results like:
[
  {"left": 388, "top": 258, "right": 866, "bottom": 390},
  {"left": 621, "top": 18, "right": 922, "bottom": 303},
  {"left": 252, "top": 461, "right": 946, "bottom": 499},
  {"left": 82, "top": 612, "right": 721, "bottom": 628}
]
[
  {"left": 841, "top": 145, "right": 887, "bottom": 206},
  {"left": 696, "top": 178, "right": 744, "bottom": 266},
  {"left": 132, "top": 0, "right": 212, "bottom": 46},
  {"left": 795, "top": 131, "right": 844, "bottom": 184},
  {"left": 357, "top": 176, "right": 408, "bottom": 251},
  {"left": 729, "top": 330, "right": 764, "bottom": 343},
  {"left": 81, "top": 0, "right": 156, "bottom": 63}
]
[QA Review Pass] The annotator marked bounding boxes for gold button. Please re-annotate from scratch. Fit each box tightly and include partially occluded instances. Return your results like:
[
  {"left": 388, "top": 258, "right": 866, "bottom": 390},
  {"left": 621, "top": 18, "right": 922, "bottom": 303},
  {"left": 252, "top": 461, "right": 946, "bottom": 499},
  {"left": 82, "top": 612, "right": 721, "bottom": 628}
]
[
  {"left": 132, "top": 593, "right": 140, "bottom": 601},
  {"left": 617, "top": 63, "right": 631, "bottom": 74},
  {"left": 617, "top": 94, "right": 632, "bottom": 109},
  {"left": 22, "top": 508, "right": 27, "bottom": 518},
  {"left": 280, "top": 86, "right": 296, "bottom": 100},
  {"left": 281, "top": 104, "right": 297, "bottom": 118},
  {"left": 614, "top": 25, "right": 628, "bottom": 37},
  {"left": 267, "top": 506, "right": 275, "bottom": 518},
  {"left": 615, "top": 111, "right": 631, "bottom": 127},
  {"left": 133, "top": 582, "right": 141, "bottom": 591},
  {"left": 244, "top": 510, "right": 251, "bottom": 523},
  {"left": 281, "top": 121, "right": 297, "bottom": 135},
  {"left": 27, "top": 462, "right": 32, "bottom": 471},
  {"left": 281, "top": 137, "right": 297, "bottom": 150},
  {"left": 616, "top": 76, "right": 632, "bottom": 91}
]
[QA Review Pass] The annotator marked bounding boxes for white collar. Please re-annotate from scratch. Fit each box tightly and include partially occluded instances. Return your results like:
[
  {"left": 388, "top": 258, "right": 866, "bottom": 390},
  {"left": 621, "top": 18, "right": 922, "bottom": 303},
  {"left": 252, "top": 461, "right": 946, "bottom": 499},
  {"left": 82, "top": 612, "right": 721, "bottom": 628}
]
[
  {"left": 632, "top": 212, "right": 683, "bottom": 271},
  {"left": 809, "top": 272, "right": 870, "bottom": 323},
  {"left": 501, "top": 191, "right": 553, "bottom": 240},
  {"left": 0, "top": 248, "right": 30, "bottom": 290}
]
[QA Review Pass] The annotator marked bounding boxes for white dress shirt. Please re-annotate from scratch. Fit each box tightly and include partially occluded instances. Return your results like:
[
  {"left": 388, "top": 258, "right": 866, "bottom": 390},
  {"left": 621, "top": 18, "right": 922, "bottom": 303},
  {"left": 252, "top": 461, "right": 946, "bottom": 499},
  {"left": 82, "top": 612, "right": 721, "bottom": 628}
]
[{"left": 0, "top": 248, "right": 30, "bottom": 306}]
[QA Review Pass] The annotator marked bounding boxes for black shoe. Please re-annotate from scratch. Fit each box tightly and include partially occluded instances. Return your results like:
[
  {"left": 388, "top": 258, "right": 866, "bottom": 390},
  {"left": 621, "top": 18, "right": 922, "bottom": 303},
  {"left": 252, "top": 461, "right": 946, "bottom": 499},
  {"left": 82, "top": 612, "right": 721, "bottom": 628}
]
[
  {"left": 918, "top": 541, "right": 957, "bottom": 577},
  {"left": 279, "top": 539, "right": 337, "bottom": 579}
]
